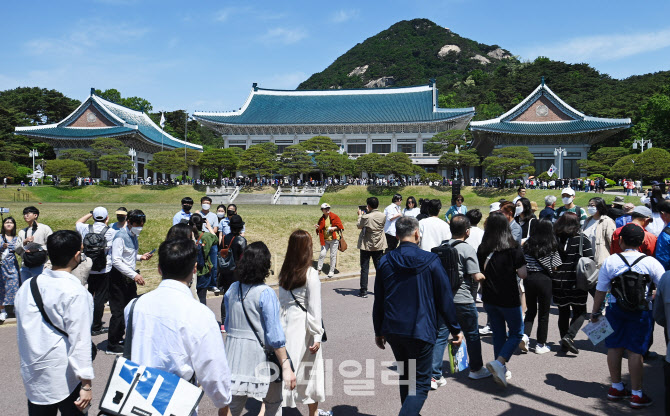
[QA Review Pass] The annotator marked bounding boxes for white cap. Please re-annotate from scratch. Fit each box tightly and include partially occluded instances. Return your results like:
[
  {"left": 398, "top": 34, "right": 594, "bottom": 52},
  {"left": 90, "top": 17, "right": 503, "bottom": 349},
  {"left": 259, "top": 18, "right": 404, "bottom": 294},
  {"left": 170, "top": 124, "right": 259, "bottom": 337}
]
[
  {"left": 489, "top": 202, "right": 500, "bottom": 213},
  {"left": 320, "top": 203, "right": 331, "bottom": 209},
  {"left": 561, "top": 188, "right": 575, "bottom": 196},
  {"left": 92, "top": 207, "right": 108, "bottom": 221}
]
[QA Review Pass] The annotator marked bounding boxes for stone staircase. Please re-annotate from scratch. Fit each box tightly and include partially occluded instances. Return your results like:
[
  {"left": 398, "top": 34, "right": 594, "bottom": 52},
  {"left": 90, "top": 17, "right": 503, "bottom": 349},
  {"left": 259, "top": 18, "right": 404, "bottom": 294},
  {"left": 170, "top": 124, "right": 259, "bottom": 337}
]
[{"left": 232, "top": 193, "right": 275, "bottom": 204}]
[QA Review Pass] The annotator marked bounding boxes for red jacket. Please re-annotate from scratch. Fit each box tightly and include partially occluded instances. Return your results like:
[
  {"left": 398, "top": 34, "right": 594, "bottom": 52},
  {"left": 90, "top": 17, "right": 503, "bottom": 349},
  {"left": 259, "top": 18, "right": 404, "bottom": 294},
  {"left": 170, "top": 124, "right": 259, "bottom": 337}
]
[{"left": 316, "top": 212, "right": 344, "bottom": 246}]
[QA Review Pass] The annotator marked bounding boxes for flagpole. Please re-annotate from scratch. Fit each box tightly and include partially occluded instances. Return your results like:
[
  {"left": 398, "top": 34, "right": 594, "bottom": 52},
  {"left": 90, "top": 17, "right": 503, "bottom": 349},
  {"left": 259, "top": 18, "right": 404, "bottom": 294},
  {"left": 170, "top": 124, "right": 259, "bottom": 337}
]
[{"left": 184, "top": 111, "right": 188, "bottom": 180}]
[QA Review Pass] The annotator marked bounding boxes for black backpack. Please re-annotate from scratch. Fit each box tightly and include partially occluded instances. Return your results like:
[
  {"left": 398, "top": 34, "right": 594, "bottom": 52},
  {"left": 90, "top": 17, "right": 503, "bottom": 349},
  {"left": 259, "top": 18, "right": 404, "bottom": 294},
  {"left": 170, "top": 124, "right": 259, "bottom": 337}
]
[
  {"left": 611, "top": 253, "right": 651, "bottom": 312},
  {"left": 83, "top": 225, "right": 110, "bottom": 272},
  {"left": 431, "top": 240, "right": 467, "bottom": 295}
]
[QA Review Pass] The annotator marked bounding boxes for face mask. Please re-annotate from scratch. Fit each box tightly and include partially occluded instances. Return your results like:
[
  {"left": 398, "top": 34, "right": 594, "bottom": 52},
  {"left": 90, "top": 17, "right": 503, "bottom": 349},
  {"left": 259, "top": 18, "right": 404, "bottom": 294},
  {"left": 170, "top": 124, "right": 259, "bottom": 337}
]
[
  {"left": 515, "top": 206, "right": 523, "bottom": 217},
  {"left": 217, "top": 212, "right": 225, "bottom": 219},
  {"left": 117, "top": 215, "right": 126, "bottom": 223},
  {"left": 72, "top": 253, "right": 84, "bottom": 271},
  {"left": 587, "top": 206, "right": 597, "bottom": 216},
  {"left": 227, "top": 210, "right": 235, "bottom": 217},
  {"left": 183, "top": 205, "right": 192, "bottom": 212},
  {"left": 202, "top": 204, "right": 211, "bottom": 211},
  {"left": 562, "top": 197, "right": 574, "bottom": 205},
  {"left": 131, "top": 226, "right": 143, "bottom": 236}
]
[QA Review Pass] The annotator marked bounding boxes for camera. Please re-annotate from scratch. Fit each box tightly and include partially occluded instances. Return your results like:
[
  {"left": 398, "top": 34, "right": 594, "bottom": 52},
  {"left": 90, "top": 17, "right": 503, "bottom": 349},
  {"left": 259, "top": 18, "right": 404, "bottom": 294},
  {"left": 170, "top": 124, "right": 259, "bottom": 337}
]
[
  {"left": 358, "top": 205, "right": 367, "bottom": 214},
  {"left": 0, "top": 208, "right": 8, "bottom": 214}
]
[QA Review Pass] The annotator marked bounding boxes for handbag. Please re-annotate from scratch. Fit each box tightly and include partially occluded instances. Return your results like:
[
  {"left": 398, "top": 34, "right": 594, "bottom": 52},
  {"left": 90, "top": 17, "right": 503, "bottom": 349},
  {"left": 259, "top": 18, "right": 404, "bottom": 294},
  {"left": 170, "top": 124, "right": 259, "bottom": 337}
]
[
  {"left": 98, "top": 298, "right": 204, "bottom": 416},
  {"left": 338, "top": 231, "right": 347, "bottom": 252},
  {"left": 239, "top": 284, "right": 294, "bottom": 383},
  {"left": 575, "top": 234, "right": 598, "bottom": 291},
  {"left": 30, "top": 275, "right": 97, "bottom": 361},
  {"left": 289, "top": 289, "right": 327, "bottom": 342}
]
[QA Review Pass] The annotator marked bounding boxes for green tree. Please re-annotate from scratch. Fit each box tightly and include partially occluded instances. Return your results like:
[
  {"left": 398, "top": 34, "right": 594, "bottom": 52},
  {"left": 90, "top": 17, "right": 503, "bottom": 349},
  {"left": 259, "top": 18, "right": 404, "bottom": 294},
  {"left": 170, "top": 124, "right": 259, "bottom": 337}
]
[
  {"left": 58, "top": 149, "right": 93, "bottom": 163},
  {"left": 91, "top": 137, "right": 128, "bottom": 157},
  {"left": 354, "top": 153, "right": 383, "bottom": 177},
  {"left": 630, "top": 148, "right": 670, "bottom": 182},
  {"left": 315, "top": 151, "right": 353, "bottom": 178},
  {"left": 579, "top": 147, "right": 630, "bottom": 176},
  {"left": 438, "top": 149, "right": 480, "bottom": 181},
  {"left": 421, "top": 172, "right": 443, "bottom": 183},
  {"left": 238, "top": 143, "right": 278, "bottom": 178},
  {"left": 94, "top": 89, "right": 153, "bottom": 112},
  {"left": 300, "top": 136, "right": 339, "bottom": 153},
  {"left": 173, "top": 148, "right": 201, "bottom": 180},
  {"left": 632, "top": 90, "right": 670, "bottom": 149},
  {"left": 374, "top": 152, "right": 414, "bottom": 177},
  {"left": 278, "top": 145, "right": 313, "bottom": 181},
  {"left": 199, "top": 148, "right": 240, "bottom": 183},
  {"left": 97, "top": 154, "right": 133, "bottom": 178},
  {"left": 608, "top": 155, "right": 637, "bottom": 179},
  {"left": 45, "top": 159, "right": 90, "bottom": 182},
  {"left": 482, "top": 146, "right": 535, "bottom": 184},
  {"left": 147, "top": 151, "right": 187, "bottom": 176},
  {"left": 424, "top": 130, "right": 469, "bottom": 155},
  {"left": 0, "top": 161, "right": 18, "bottom": 179}
]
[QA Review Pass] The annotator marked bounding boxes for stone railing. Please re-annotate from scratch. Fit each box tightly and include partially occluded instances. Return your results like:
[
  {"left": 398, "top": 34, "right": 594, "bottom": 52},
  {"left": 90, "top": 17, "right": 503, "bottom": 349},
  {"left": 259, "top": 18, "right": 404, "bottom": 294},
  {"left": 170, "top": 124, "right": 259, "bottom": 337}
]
[{"left": 272, "top": 186, "right": 282, "bottom": 205}]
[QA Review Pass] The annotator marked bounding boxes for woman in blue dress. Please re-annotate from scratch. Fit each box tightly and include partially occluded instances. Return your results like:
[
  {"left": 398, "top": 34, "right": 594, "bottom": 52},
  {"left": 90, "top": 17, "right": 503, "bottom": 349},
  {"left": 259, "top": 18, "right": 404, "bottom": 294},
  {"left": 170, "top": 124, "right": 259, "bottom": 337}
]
[{"left": 0, "top": 217, "right": 20, "bottom": 324}]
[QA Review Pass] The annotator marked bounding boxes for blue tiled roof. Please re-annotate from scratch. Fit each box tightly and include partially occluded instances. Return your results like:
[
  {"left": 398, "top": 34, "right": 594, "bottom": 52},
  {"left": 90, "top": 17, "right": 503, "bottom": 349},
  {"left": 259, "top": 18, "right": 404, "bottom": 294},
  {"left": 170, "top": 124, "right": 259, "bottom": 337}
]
[
  {"left": 469, "top": 119, "right": 631, "bottom": 135},
  {"left": 194, "top": 85, "right": 474, "bottom": 125},
  {"left": 15, "top": 95, "right": 202, "bottom": 151}
]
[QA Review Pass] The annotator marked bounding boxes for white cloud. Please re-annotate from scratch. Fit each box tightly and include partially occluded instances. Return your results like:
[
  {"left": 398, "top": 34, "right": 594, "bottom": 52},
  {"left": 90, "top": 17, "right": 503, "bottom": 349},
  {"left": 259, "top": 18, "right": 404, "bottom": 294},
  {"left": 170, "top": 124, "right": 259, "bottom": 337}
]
[
  {"left": 521, "top": 27, "right": 670, "bottom": 63},
  {"left": 331, "top": 9, "right": 359, "bottom": 23},
  {"left": 261, "top": 71, "right": 308, "bottom": 90},
  {"left": 260, "top": 27, "right": 307, "bottom": 45}
]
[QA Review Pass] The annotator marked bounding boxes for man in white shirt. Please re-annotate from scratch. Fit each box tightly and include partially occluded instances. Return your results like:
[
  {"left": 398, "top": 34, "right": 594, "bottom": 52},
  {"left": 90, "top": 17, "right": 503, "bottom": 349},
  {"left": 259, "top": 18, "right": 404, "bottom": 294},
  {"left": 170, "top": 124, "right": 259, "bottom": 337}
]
[
  {"left": 126, "top": 238, "right": 231, "bottom": 415},
  {"left": 15, "top": 230, "right": 94, "bottom": 414},
  {"left": 419, "top": 199, "right": 451, "bottom": 251},
  {"left": 76, "top": 206, "right": 117, "bottom": 336},
  {"left": 591, "top": 224, "right": 665, "bottom": 409},
  {"left": 383, "top": 194, "right": 403, "bottom": 252},
  {"left": 16, "top": 206, "right": 53, "bottom": 284},
  {"left": 107, "top": 209, "right": 154, "bottom": 355}
]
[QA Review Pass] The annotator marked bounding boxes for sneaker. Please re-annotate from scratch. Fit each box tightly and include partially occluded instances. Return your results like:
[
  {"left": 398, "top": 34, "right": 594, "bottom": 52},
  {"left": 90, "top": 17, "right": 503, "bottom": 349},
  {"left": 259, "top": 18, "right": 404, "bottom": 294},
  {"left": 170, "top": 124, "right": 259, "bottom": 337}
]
[
  {"left": 214, "top": 288, "right": 221, "bottom": 296},
  {"left": 479, "top": 325, "right": 492, "bottom": 335},
  {"left": 519, "top": 334, "right": 529, "bottom": 353},
  {"left": 535, "top": 344, "right": 551, "bottom": 354},
  {"left": 359, "top": 291, "right": 368, "bottom": 298},
  {"left": 629, "top": 394, "right": 653, "bottom": 409},
  {"left": 317, "top": 410, "right": 333, "bottom": 416},
  {"left": 560, "top": 336, "right": 579, "bottom": 354},
  {"left": 327, "top": 272, "right": 334, "bottom": 278},
  {"left": 91, "top": 327, "right": 109, "bottom": 336},
  {"left": 435, "top": 376, "right": 447, "bottom": 388},
  {"left": 106, "top": 344, "right": 124, "bottom": 355},
  {"left": 608, "top": 385, "right": 631, "bottom": 401},
  {"left": 0, "top": 311, "right": 7, "bottom": 323},
  {"left": 430, "top": 378, "right": 438, "bottom": 390},
  {"left": 220, "top": 325, "right": 226, "bottom": 333},
  {"left": 485, "top": 360, "right": 508, "bottom": 387},
  {"left": 505, "top": 370, "right": 512, "bottom": 381},
  {"left": 468, "top": 367, "right": 492, "bottom": 380}
]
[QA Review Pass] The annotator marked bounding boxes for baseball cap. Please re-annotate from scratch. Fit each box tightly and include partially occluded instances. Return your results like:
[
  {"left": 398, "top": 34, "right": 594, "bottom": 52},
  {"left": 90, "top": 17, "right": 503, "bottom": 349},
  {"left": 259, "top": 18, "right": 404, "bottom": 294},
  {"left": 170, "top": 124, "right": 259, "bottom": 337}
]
[
  {"left": 320, "top": 203, "right": 331, "bottom": 209},
  {"left": 489, "top": 202, "right": 500, "bottom": 213},
  {"left": 620, "top": 223, "right": 645, "bottom": 244},
  {"left": 92, "top": 207, "right": 108, "bottom": 221},
  {"left": 561, "top": 188, "right": 575, "bottom": 196},
  {"left": 631, "top": 205, "right": 652, "bottom": 218},
  {"left": 651, "top": 181, "right": 661, "bottom": 186}
]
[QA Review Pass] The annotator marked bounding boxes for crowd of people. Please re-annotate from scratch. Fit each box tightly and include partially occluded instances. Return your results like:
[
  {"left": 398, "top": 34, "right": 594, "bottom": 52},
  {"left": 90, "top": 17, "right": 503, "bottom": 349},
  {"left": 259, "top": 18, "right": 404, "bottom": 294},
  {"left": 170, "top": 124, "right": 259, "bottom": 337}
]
[{"left": 5, "top": 182, "right": 670, "bottom": 415}]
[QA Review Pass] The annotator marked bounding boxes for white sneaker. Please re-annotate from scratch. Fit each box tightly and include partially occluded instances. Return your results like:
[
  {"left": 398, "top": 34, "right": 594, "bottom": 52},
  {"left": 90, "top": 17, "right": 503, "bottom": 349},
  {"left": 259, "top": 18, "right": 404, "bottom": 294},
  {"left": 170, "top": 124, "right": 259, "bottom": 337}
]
[
  {"left": 468, "top": 367, "right": 492, "bottom": 380},
  {"left": 435, "top": 376, "right": 447, "bottom": 388},
  {"left": 505, "top": 370, "right": 512, "bottom": 381},
  {"left": 485, "top": 360, "right": 508, "bottom": 387},
  {"left": 519, "top": 334, "right": 529, "bottom": 353},
  {"left": 317, "top": 410, "right": 333, "bottom": 416},
  {"left": 0, "top": 311, "right": 6, "bottom": 323},
  {"left": 479, "top": 325, "right": 492, "bottom": 335},
  {"left": 327, "top": 272, "right": 334, "bottom": 278},
  {"left": 430, "top": 378, "right": 438, "bottom": 390},
  {"left": 535, "top": 344, "right": 551, "bottom": 354}
]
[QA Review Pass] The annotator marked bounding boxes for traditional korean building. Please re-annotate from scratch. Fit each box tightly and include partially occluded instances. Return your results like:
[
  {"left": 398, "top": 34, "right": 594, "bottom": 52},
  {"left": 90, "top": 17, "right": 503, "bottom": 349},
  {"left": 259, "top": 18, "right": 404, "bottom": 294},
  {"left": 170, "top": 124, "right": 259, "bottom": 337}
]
[
  {"left": 470, "top": 79, "right": 631, "bottom": 179},
  {"left": 193, "top": 82, "right": 475, "bottom": 175},
  {"left": 15, "top": 89, "right": 202, "bottom": 180}
]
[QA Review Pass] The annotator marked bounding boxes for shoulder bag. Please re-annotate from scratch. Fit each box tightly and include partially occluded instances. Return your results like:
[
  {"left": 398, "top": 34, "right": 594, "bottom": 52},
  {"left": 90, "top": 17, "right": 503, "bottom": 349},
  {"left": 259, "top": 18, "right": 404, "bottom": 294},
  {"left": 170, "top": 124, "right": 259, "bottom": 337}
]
[
  {"left": 239, "top": 284, "right": 294, "bottom": 383},
  {"left": 98, "top": 298, "right": 203, "bottom": 416},
  {"left": 338, "top": 230, "right": 347, "bottom": 252},
  {"left": 289, "top": 289, "right": 327, "bottom": 342},
  {"left": 575, "top": 234, "right": 598, "bottom": 291}
]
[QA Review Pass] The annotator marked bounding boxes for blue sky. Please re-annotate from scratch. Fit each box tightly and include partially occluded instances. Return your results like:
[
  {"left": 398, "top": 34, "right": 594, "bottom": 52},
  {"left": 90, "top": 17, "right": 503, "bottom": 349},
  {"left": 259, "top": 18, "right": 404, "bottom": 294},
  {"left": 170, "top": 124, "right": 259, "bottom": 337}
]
[{"left": 2, "top": 0, "right": 670, "bottom": 114}]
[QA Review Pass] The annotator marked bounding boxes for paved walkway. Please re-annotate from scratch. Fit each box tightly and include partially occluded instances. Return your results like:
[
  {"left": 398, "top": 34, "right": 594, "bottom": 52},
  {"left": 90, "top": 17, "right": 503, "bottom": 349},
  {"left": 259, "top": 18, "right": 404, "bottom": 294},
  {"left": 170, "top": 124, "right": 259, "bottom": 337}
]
[{"left": 1, "top": 275, "right": 666, "bottom": 415}]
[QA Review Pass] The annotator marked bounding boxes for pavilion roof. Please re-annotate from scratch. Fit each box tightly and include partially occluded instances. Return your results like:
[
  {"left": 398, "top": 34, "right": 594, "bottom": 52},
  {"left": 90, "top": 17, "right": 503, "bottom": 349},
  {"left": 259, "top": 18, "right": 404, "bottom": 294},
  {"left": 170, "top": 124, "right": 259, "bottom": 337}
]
[
  {"left": 193, "top": 84, "right": 475, "bottom": 126},
  {"left": 15, "top": 93, "right": 202, "bottom": 151}
]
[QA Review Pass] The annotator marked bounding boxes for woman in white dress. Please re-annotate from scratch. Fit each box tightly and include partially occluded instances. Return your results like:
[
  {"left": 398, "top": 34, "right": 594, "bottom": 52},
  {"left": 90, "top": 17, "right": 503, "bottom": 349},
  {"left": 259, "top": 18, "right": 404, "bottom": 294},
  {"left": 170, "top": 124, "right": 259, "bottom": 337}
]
[
  {"left": 403, "top": 196, "right": 420, "bottom": 218},
  {"left": 278, "top": 229, "right": 327, "bottom": 416}
]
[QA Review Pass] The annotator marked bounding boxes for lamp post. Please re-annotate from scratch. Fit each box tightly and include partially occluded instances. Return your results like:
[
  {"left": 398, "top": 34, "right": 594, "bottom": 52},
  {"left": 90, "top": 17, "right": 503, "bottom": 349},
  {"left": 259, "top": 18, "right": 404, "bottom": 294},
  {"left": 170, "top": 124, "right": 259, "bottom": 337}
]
[
  {"left": 128, "top": 148, "right": 137, "bottom": 184},
  {"left": 632, "top": 138, "right": 652, "bottom": 153},
  {"left": 29, "top": 149, "right": 39, "bottom": 186},
  {"left": 554, "top": 147, "right": 567, "bottom": 179}
]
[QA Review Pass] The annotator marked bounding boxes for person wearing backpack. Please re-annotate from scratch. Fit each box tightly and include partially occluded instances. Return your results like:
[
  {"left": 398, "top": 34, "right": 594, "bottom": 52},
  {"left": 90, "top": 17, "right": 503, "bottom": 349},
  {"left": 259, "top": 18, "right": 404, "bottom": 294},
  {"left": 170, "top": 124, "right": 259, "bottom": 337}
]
[
  {"left": 419, "top": 199, "right": 451, "bottom": 252},
  {"left": 591, "top": 223, "right": 665, "bottom": 409},
  {"left": 15, "top": 206, "right": 53, "bottom": 285},
  {"left": 218, "top": 215, "right": 246, "bottom": 332},
  {"left": 189, "top": 213, "right": 218, "bottom": 306},
  {"left": 75, "top": 207, "right": 117, "bottom": 336}
]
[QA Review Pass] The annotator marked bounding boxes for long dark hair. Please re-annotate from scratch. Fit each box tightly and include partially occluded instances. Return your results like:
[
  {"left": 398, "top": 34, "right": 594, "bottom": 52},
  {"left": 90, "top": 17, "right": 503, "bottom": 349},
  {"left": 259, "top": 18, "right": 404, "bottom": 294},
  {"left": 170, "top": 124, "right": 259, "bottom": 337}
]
[
  {"left": 517, "top": 197, "right": 532, "bottom": 221},
  {"left": 166, "top": 223, "right": 193, "bottom": 241},
  {"left": 479, "top": 211, "right": 517, "bottom": 258},
  {"left": 554, "top": 212, "right": 581, "bottom": 252},
  {"left": 1, "top": 216, "right": 16, "bottom": 237},
  {"left": 189, "top": 213, "right": 204, "bottom": 236},
  {"left": 589, "top": 197, "right": 608, "bottom": 216},
  {"left": 405, "top": 196, "right": 418, "bottom": 210},
  {"left": 236, "top": 241, "right": 272, "bottom": 284},
  {"left": 523, "top": 219, "right": 557, "bottom": 258},
  {"left": 278, "top": 230, "right": 313, "bottom": 291},
  {"left": 650, "top": 189, "right": 665, "bottom": 213}
]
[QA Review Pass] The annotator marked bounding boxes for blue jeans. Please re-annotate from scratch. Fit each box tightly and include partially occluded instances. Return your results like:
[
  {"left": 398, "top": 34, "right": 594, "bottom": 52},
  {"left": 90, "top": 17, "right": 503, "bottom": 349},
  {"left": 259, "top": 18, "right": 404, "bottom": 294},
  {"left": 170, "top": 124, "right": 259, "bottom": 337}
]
[
  {"left": 484, "top": 303, "right": 523, "bottom": 362},
  {"left": 455, "top": 302, "right": 484, "bottom": 371},
  {"left": 386, "top": 334, "right": 433, "bottom": 416},
  {"left": 20, "top": 264, "right": 45, "bottom": 285},
  {"left": 431, "top": 316, "right": 450, "bottom": 379}
]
